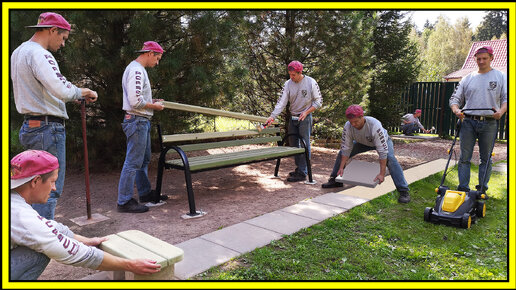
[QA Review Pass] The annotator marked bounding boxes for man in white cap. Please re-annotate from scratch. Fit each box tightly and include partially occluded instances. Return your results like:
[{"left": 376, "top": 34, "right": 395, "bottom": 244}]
[
  {"left": 117, "top": 41, "right": 167, "bottom": 213},
  {"left": 449, "top": 45, "right": 507, "bottom": 193},
  {"left": 11, "top": 12, "right": 99, "bottom": 220},
  {"left": 10, "top": 150, "right": 161, "bottom": 280},
  {"left": 265, "top": 60, "right": 323, "bottom": 182}
]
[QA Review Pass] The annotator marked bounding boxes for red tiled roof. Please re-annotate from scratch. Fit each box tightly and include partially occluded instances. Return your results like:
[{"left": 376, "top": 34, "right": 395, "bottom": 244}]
[{"left": 444, "top": 39, "right": 507, "bottom": 80}]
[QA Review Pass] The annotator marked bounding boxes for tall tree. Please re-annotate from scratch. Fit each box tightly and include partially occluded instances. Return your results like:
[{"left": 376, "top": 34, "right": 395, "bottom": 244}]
[
  {"left": 235, "top": 10, "right": 375, "bottom": 138},
  {"left": 475, "top": 10, "right": 508, "bottom": 41},
  {"left": 367, "top": 11, "right": 421, "bottom": 128}
]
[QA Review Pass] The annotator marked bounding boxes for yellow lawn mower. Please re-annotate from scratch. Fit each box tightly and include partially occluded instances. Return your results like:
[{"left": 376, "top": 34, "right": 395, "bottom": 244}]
[{"left": 424, "top": 108, "right": 498, "bottom": 229}]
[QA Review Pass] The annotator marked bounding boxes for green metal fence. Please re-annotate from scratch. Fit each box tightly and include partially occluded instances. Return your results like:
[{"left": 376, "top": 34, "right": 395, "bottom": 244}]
[{"left": 396, "top": 82, "right": 507, "bottom": 140}]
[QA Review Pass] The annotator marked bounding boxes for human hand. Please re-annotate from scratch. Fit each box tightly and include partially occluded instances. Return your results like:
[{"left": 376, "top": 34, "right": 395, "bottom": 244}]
[
  {"left": 337, "top": 167, "right": 345, "bottom": 177},
  {"left": 453, "top": 109, "right": 464, "bottom": 120},
  {"left": 83, "top": 236, "right": 109, "bottom": 247},
  {"left": 492, "top": 107, "right": 503, "bottom": 120},
  {"left": 266, "top": 117, "right": 274, "bottom": 126},
  {"left": 153, "top": 102, "right": 165, "bottom": 111},
  {"left": 299, "top": 111, "right": 308, "bottom": 121},
  {"left": 127, "top": 259, "right": 161, "bottom": 275},
  {"left": 153, "top": 99, "right": 164, "bottom": 103},
  {"left": 81, "top": 89, "right": 98, "bottom": 103},
  {"left": 374, "top": 173, "right": 385, "bottom": 184}
]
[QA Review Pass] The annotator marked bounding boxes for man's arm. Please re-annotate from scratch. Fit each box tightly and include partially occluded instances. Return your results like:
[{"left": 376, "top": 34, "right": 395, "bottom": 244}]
[
  {"left": 96, "top": 252, "right": 161, "bottom": 275},
  {"left": 375, "top": 159, "right": 387, "bottom": 184}
]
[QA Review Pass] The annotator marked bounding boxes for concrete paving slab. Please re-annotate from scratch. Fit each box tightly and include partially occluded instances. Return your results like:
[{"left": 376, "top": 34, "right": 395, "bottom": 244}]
[
  {"left": 244, "top": 210, "right": 320, "bottom": 235},
  {"left": 174, "top": 238, "right": 240, "bottom": 280},
  {"left": 391, "top": 134, "right": 440, "bottom": 140},
  {"left": 310, "top": 193, "right": 369, "bottom": 209},
  {"left": 340, "top": 159, "right": 448, "bottom": 200},
  {"left": 335, "top": 160, "right": 389, "bottom": 188},
  {"left": 281, "top": 200, "right": 347, "bottom": 221},
  {"left": 200, "top": 223, "right": 283, "bottom": 254}
]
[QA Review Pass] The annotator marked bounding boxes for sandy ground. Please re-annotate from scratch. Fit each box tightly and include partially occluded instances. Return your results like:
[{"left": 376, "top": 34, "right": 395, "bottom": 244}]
[{"left": 37, "top": 138, "right": 507, "bottom": 280}]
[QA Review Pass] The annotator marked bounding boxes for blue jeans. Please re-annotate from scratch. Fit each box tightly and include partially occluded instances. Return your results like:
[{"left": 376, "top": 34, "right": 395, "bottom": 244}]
[
  {"left": 118, "top": 116, "right": 152, "bottom": 205},
  {"left": 401, "top": 123, "right": 418, "bottom": 134},
  {"left": 10, "top": 246, "right": 50, "bottom": 280},
  {"left": 288, "top": 114, "right": 312, "bottom": 176},
  {"left": 19, "top": 121, "right": 66, "bottom": 220},
  {"left": 458, "top": 119, "right": 498, "bottom": 192},
  {"left": 330, "top": 137, "right": 409, "bottom": 192}
]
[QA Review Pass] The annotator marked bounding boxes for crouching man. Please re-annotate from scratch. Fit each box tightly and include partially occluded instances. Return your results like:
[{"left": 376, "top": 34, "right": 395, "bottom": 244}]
[
  {"left": 321, "top": 105, "right": 411, "bottom": 203},
  {"left": 10, "top": 150, "right": 161, "bottom": 280}
]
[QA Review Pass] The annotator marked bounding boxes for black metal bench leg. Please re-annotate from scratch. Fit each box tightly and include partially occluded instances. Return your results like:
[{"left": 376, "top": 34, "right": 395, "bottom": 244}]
[
  {"left": 154, "top": 150, "right": 167, "bottom": 203},
  {"left": 183, "top": 167, "right": 198, "bottom": 216},
  {"left": 274, "top": 158, "right": 281, "bottom": 177},
  {"left": 305, "top": 152, "right": 314, "bottom": 183}
]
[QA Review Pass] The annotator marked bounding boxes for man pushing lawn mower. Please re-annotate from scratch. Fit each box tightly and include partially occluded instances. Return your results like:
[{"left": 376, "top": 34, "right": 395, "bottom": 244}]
[{"left": 424, "top": 45, "right": 507, "bottom": 229}]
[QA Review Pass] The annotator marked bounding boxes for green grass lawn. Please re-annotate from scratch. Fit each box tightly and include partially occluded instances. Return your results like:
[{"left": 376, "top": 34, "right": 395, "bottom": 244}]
[{"left": 194, "top": 163, "right": 508, "bottom": 281}]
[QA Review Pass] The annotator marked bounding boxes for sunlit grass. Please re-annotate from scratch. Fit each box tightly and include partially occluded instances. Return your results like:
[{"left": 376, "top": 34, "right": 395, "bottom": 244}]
[{"left": 194, "top": 163, "right": 507, "bottom": 280}]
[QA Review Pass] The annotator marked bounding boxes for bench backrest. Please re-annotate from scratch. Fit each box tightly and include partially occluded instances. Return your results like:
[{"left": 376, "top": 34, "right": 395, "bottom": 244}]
[{"left": 158, "top": 126, "right": 282, "bottom": 152}]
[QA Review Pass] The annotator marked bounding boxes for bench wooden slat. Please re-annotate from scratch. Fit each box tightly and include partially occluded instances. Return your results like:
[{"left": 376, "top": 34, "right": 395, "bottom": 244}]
[
  {"left": 177, "top": 136, "right": 282, "bottom": 152},
  {"left": 162, "top": 127, "right": 280, "bottom": 143},
  {"left": 163, "top": 101, "right": 277, "bottom": 124},
  {"left": 100, "top": 234, "right": 168, "bottom": 268},
  {"left": 117, "top": 230, "right": 184, "bottom": 265},
  {"left": 165, "top": 146, "right": 305, "bottom": 171}
]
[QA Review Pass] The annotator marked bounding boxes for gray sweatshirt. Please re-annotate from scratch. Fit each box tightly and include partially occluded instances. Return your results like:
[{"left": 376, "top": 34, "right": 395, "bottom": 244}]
[
  {"left": 10, "top": 192, "right": 104, "bottom": 270},
  {"left": 270, "top": 75, "right": 323, "bottom": 119},
  {"left": 122, "top": 60, "right": 153, "bottom": 118},
  {"left": 341, "top": 116, "right": 389, "bottom": 160},
  {"left": 401, "top": 113, "right": 424, "bottom": 130},
  {"left": 11, "top": 41, "right": 82, "bottom": 119},
  {"left": 449, "top": 69, "right": 507, "bottom": 116}
]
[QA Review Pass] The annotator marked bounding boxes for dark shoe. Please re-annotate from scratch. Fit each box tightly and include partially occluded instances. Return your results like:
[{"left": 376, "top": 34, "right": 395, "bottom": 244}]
[
  {"left": 322, "top": 177, "right": 343, "bottom": 188},
  {"left": 117, "top": 198, "right": 149, "bottom": 213},
  {"left": 139, "top": 190, "right": 169, "bottom": 203},
  {"left": 287, "top": 172, "right": 307, "bottom": 182},
  {"left": 289, "top": 168, "right": 302, "bottom": 176},
  {"left": 398, "top": 191, "right": 411, "bottom": 203}
]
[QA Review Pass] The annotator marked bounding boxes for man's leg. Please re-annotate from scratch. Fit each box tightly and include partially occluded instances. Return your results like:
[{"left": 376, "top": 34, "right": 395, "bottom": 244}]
[
  {"left": 457, "top": 119, "right": 477, "bottom": 192},
  {"left": 322, "top": 142, "right": 374, "bottom": 188},
  {"left": 10, "top": 246, "right": 50, "bottom": 280},
  {"left": 295, "top": 114, "right": 312, "bottom": 176},
  {"left": 135, "top": 120, "right": 152, "bottom": 197},
  {"left": 117, "top": 117, "right": 149, "bottom": 212},
  {"left": 20, "top": 122, "right": 66, "bottom": 220},
  {"left": 477, "top": 120, "right": 498, "bottom": 192},
  {"left": 386, "top": 138, "right": 409, "bottom": 191}
]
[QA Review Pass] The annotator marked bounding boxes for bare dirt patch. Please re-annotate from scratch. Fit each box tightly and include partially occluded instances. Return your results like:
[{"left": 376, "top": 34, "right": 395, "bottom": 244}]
[{"left": 38, "top": 138, "right": 507, "bottom": 280}]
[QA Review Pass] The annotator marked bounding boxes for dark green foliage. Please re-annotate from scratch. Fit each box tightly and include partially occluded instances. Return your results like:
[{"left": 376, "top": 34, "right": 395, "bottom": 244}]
[
  {"left": 367, "top": 11, "right": 421, "bottom": 129},
  {"left": 9, "top": 10, "right": 423, "bottom": 168},
  {"left": 474, "top": 11, "right": 507, "bottom": 41}
]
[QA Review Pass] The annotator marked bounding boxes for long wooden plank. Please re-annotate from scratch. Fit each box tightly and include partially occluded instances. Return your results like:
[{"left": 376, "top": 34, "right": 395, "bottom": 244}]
[
  {"left": 163, "top": 101, "right": 277, "bottom": 124},
  {"left": 162, "top": 127, "right": 280, "bottom": 143},
  {"left": 178, "top": 136, "right": 282, "bottom": 152},
  {"left": 165, "top": 147, "right": 305, "bottom": 171}
]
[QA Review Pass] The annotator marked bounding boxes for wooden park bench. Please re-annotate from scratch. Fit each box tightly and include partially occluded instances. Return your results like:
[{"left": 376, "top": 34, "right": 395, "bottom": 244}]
[
  {"left": 152, "top": 101, "right": 314, "bottom": 219},
  {"left": 99, "top": 230, "right": 184, "bottom": 280}
]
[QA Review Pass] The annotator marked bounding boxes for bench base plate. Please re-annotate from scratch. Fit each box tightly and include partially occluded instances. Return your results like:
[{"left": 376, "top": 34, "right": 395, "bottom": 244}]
[{"left": 181, "top": 210, "right": 207, "bottom": 219}]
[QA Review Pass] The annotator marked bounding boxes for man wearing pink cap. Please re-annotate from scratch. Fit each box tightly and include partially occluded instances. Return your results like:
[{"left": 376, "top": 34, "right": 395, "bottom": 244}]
[
  {"left": 322, "top": 105, "right": 411, "bottom": 203},
  {"left": 400, "top": 109, "right": 431, "bottom": 136},
  {"left": 449, "top": 45, "right": 507, "bottom": 193},
  {"left": 117, "top": 41, "right": 167, "bottom": 213},
  {"left": 11, "top": 12, "right": 99, "bottom": 220},
  {"left": 10, "top": 150, "right": 161, "bottom": 280},
  {"left": 265, "top": 61, "right": 323, "bottom": 182}
]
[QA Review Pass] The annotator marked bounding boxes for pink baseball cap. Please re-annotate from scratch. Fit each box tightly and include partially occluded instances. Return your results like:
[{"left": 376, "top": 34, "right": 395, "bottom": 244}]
[
  {"left": 415, "top": 109, "right": 422, "bottom": 114},
  {"left": 287, "top": 61, "right": 303, "bottom": 73},
  {"left": 345, "top": 105, "right": 364, "bottom": 119},
  {"left": 474, "top": 45, "right": 494, "bottom": 56},
  {"left": 26, "top": 12, "right": 71, "bottom": 31},
  {"left": 136, "top": 41, "right": 164, "bottom": 54},
  {"left": 10, "top": 150, "right": 59, "bottom": 189}
]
